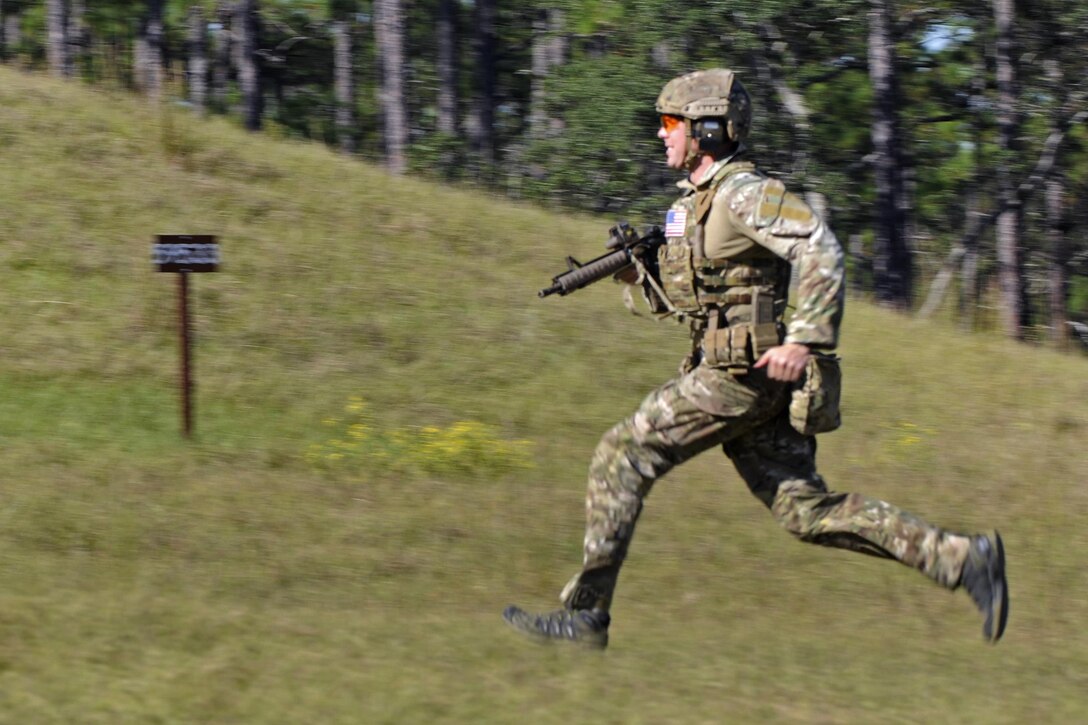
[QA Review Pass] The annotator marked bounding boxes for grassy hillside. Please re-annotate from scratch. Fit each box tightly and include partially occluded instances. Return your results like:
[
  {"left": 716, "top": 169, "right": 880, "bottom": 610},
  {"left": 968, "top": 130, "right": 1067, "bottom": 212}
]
[{"left": 1, "top": 67, "right": 1087, "bottom": 723}]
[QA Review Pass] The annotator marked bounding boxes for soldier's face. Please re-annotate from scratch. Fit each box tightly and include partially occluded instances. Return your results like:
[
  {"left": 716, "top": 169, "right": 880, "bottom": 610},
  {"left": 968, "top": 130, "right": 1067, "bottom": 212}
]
[{"left": 658, "top": 115, "right": 691, "bottom": 170}]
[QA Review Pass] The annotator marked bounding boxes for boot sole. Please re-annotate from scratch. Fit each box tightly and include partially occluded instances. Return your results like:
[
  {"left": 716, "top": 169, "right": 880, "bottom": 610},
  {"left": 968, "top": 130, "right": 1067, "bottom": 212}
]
[
  {"left": 988, "top": 532, "right": 1009, "bottom": 642},
  {"left": 501, "top": 606, "right": 609, "bottom": 650}
]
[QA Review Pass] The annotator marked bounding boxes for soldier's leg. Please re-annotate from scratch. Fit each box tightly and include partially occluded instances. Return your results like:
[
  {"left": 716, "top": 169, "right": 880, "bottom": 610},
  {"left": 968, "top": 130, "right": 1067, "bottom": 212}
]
[
  {"left": 724, "top": 415, "right": 971, "bottom": 589},
  {"left": 560, "top": 367, "right": 784, "bottom": 612},
  {"left": 505, "top": 366, "right": 781, "bottom": 647}
]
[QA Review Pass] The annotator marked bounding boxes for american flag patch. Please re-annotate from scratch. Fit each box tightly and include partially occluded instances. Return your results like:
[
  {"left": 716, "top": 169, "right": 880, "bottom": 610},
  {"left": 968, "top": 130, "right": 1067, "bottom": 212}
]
[{"left": 665, "top": 209, "right": 687, "bottom": 237}]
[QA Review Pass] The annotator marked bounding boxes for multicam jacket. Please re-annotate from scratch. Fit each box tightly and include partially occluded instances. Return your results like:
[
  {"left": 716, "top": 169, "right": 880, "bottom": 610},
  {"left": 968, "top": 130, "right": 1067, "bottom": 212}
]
[{"left": 648, "top": 153, "right": 845, "bottom": 365}]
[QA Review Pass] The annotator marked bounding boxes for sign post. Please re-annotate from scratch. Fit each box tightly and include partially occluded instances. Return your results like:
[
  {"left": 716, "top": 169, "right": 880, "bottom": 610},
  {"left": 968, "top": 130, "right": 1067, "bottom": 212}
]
[{"left": 152, "top": 235, "right": 219, "bottom": 438}]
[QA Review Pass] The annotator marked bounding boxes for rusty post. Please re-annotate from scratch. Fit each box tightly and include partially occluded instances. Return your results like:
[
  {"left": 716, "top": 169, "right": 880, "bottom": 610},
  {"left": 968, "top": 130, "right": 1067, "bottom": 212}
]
[
  {"left": 178, "top": 271, "right": 193, "bottom": 438},
  {"left": 154, "top": 235, "right": 217, "bottom": 439}
]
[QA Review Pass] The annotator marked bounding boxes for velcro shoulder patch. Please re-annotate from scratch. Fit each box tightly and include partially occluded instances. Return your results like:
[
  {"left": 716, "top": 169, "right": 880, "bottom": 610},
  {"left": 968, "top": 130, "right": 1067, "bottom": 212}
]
[
  {"left": 779, "top": 192, "right": 815, "bottom": 225},
  {"left": 755, "top": 179, "right": 786, "bottom": 228}
]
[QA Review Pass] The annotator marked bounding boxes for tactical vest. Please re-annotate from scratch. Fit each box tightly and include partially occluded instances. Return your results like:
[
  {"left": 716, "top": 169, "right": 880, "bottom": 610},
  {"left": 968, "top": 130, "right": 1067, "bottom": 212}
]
[{"left": 657, "top": 162, "right": 791, "bottom": 367}]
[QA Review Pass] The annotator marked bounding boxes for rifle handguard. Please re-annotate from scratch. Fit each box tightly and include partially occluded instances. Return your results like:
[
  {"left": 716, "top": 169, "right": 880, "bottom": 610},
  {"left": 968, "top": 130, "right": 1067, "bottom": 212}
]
[{"left": 538, "top": 249, "right": 631, "bottom": 297}]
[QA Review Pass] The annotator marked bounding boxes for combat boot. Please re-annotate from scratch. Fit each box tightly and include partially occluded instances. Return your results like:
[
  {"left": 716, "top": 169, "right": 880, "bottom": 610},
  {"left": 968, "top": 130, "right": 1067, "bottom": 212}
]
[
  {"left": 959, "top": 532, "right": 1009, "bottom": 642},
  {"left": 502, "top": 605, "right": 610, "bottom": 649}
]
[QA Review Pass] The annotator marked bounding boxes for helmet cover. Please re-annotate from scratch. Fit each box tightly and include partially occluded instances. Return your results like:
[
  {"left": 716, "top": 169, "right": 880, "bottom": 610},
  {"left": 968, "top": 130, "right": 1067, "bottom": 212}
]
[{"left": 656, "top": 68, "right": 752, "bottom": 143}]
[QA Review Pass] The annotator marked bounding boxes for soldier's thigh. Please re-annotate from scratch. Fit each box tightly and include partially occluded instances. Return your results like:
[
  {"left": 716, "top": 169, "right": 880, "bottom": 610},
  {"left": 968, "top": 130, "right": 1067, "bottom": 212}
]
[
  {"left": 723, "top": 414, "right": 824, "bottom": 508},
  {"left": 630, "top": 366, "right": 783, "bottom": 458}
]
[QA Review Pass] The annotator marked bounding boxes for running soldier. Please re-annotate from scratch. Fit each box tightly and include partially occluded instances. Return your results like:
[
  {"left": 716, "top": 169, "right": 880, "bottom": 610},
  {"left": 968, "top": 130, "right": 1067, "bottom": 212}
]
[{"left": 503, "top": 69, "right": 1008, "bottom": 649}]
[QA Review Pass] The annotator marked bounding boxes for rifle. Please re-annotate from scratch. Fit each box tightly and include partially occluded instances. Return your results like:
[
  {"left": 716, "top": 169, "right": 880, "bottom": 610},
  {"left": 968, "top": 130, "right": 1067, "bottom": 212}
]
[{"left": 538, "top": 223, "right": 665, "bottom": 298}]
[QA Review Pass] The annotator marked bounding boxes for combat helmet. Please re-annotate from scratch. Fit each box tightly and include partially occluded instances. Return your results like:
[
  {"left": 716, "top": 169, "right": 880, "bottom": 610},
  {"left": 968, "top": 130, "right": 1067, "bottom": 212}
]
[{"left": 656, "top": 69, "right": 752, "bottom": 161}]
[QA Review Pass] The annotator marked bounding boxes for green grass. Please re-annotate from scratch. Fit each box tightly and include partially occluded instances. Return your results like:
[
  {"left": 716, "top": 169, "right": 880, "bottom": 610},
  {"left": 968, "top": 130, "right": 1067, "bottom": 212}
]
[{"left": 1, "top": 67, "right": 1087, "bottom": 723}]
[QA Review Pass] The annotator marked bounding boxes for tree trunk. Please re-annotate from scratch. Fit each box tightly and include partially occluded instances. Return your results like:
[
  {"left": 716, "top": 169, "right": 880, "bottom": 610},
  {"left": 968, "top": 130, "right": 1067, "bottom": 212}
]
[
  {"left": 374, "top": 0, "right": 406, "bottom": 173},
  {"left": 211, "top": 2, "right": 231, "bottom": 112},
  {"left": 331, "top": 19, "right": 355, "bottom": 153},
  {"left": 187, "top": 5, "right": 207, "bottom": 113},
  {"left": 546, "top": 10, "right": 567, "bottom": 136},
  {"left": 471, "top": 0, "right": 497, "bottom": 167},
  {"left": 867, "top": 0, "right": 912, "bottom": 309},
  {"left": 270, "top": 65, "right": 284, "bottom": 124},
  {"left": 920, "top": 101, "right": 1085, "bottom": 323},
  {"left": 133, "top": 2, "right": 164, "bottom": 97},
  {"left": 46, "top": 0, "right": 67, "bottom": 78},
  {"left": 1046, "top": 174, "right": 1069, "bottom": 348},
  {"left": 65, "top": 0, "right": 85, "bottom": 77},
  {"left": 744, "top": 22, "right": 830, "bottom": 251},
  {"left": 134, "top": 27, "right": 148, "bottom": 91},
  {"left": 529, "top": 9, "right": 549, "bottom": 141},
  {"left": 1044, "top": 59, "right": 1068, "bottom": 348},
  {"left": 436, "top": 0, "right": 457, "bottom": 136},
  {"left": 235, "top": 0, "right": 262, "bottom": 131},
  {"left": 849, "top": 235, "right": 868, "bottom": 294},
  {"left": 528, "top": 8, "right": 567, "bottom": 141},
  {"left": 3, "top": 10, "right": 18, "bottom": 63},
  {"left": 959, "top": 73, "right": 986, "bottom": 329},
  {"left": 956, "top": 174, "right": 982, "bottom": 328},
  {"left": 0, "top": 0, "right": 7, "bottom": 61},
  {"left": 898, "top": 151, "right": 917, "bottom": 269},
  {"left": 993, "top": 0, "right": 1026, "bottom": 338},
  {"left": 145, "top": 0, "right": 165, "bottom": 101}
]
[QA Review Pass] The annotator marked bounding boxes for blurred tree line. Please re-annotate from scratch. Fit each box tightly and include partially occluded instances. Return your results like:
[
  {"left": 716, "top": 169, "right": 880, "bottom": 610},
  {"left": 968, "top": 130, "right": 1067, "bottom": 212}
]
[{"left": 2, "top": 0, "right": 1086, "bottom": 346}]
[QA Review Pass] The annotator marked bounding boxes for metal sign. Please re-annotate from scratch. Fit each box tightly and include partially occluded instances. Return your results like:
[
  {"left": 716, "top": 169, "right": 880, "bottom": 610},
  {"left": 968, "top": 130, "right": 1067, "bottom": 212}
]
[
  {"left": 153, "top": 234, "right": 220, "bottom": 439},
  {"left": 153, "top": 234, "right": 219, "bottom": 273}
]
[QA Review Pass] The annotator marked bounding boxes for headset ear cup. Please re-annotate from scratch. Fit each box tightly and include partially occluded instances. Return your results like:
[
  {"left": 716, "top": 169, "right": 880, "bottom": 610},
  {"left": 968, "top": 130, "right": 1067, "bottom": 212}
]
[{"left": 695, "top": 119, "right": 725, "bottom": 154}]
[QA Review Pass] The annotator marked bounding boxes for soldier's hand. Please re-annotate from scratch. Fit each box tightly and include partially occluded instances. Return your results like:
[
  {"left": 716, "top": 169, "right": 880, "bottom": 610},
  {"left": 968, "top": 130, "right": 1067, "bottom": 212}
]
[
  {"left": 613, "top": 264, "right": 639, "bottom": 285},
  {"left": 754, "top": 343, "right": 810, "bottom": 382}
]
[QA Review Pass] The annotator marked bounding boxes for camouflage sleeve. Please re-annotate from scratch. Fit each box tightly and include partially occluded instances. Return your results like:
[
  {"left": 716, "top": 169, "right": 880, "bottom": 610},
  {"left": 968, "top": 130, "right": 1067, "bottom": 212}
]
[{"left": 722, "top": 178, "right": 845, "bottom": 349}]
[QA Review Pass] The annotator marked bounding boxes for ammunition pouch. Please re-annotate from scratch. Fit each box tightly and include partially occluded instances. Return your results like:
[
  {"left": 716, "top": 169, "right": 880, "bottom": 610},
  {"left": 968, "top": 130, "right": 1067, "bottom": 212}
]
[
  {"left": 698, "top": 287, "right": 782, "bottom": 367},
  {"left": 659, "top": 242, "right": 701, "bottom": 313},
  {"left": 788, "top": 353, "right": 842, "bottom": 435}
]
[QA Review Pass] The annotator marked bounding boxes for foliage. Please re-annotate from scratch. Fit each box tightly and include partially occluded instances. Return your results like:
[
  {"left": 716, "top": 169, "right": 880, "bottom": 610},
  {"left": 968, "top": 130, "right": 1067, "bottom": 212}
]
[
  {"left": 306, "top": 396, "right": 533, "bottom": 477},
  {"left": 523, "top": 49, "right": 671, "bottom": 217}
]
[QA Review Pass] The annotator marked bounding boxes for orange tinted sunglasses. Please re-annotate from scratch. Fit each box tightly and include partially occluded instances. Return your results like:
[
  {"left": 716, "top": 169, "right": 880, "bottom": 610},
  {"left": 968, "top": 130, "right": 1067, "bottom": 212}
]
[{"left": 660, "top": 114, "right": 684, "bottom": 133}]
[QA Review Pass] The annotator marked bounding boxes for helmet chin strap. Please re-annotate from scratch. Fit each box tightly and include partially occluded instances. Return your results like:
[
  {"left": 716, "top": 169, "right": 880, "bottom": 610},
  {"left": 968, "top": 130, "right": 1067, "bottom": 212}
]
[{"left": 682, "top": 118, "right": 701, "bottom": 169}]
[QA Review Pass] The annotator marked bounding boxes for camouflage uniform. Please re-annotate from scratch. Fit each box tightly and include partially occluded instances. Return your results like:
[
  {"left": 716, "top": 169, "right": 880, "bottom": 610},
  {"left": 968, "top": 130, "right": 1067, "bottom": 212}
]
[
  {"left": 559, "top": 153, "right": 973, "bottom": 614},
  {"left": 507, "top": 69, "right": 1006, "bottom": 646}
]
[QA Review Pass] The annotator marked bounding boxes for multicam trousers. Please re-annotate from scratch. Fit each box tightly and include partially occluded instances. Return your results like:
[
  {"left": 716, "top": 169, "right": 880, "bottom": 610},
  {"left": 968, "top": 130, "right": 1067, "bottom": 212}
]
[{"left": 560, "top": 363, "right": 972, "bottom": 613}]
